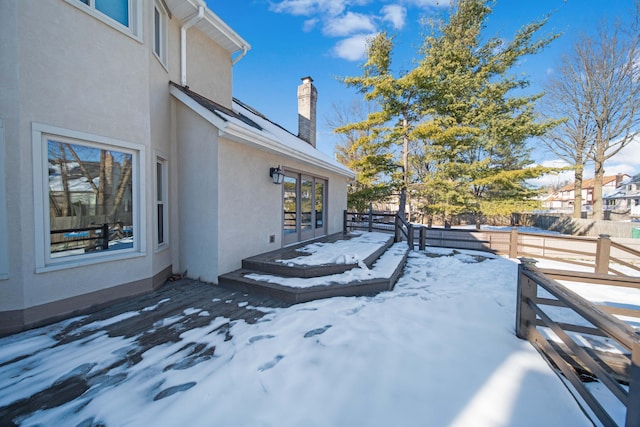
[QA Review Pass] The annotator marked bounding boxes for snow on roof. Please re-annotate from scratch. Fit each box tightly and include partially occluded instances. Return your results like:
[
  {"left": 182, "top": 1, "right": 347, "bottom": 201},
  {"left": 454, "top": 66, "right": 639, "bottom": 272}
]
[{"left": 170, "top": 82, "right": 355, "bottom": 179}]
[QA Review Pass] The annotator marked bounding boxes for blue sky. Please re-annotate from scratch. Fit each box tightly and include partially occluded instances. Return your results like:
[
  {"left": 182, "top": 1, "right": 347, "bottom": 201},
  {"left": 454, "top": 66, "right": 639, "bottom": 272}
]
[{"left": 208, "top": 0, "right": 640, "bottom": 184}]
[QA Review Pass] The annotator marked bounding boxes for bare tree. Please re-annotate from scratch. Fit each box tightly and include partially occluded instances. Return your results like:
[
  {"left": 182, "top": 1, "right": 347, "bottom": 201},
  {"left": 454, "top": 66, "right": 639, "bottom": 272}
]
[
  {"left": 549, "top": 6, "right": 640, "bottom": 220},
  {"left": 541, "top": 57, "right": 596, "bottom": 218}
]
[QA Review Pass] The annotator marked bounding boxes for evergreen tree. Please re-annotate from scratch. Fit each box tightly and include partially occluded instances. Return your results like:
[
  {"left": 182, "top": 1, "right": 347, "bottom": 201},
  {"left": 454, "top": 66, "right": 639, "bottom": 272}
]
[{"left": 412, "top": 0, "right": 559, "bottom": 222}]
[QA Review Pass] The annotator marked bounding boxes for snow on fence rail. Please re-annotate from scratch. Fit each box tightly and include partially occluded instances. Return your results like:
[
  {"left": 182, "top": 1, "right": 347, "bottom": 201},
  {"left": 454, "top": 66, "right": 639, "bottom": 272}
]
[{"left": 517, "top": 259, "right": 640, "bottom": 427}]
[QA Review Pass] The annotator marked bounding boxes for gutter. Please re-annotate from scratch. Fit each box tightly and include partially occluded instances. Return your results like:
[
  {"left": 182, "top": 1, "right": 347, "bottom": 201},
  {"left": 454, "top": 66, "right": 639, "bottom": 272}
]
[
  {"left": 180, "top": 5, "right": 205, "bottom": 87},
  {"left": 232, "top": 45, "right": 248, "bottom": 65}
]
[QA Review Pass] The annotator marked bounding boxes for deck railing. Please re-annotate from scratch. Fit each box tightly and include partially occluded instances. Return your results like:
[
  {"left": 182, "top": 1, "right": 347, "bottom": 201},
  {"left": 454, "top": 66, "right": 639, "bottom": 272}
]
[
  {"left": 344, "top": 210, "right": 640, "bottom": 425},
  {"left": 517, "top": 259, "right": 640, "bottom": 427},
  {"left": 50, "top": 223, "right": 109, "bottom": 253}
]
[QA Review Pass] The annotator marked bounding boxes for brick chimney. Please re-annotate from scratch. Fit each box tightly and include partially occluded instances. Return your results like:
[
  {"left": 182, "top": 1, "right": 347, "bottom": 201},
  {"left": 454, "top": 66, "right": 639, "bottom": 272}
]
[{"left": 297, "top": 76, "right": 317, "bottom": 147}]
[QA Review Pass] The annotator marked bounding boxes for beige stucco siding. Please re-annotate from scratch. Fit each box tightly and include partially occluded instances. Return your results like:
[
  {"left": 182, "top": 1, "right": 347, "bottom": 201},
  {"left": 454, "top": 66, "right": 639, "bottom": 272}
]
[
  {"left": 175, "top": 102, "right": 220, "bottom": 282},
  {"left": 216, "top": 136, "right": 350, "bottom": 276},
  {"left": 186, "top": 29, "right": 233, "bottom": 108}
]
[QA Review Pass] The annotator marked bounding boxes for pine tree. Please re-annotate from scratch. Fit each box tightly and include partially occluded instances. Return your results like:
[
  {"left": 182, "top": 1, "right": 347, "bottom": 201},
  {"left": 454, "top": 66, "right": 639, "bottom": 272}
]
[{"left": 412, "top": 0, "right": 559, "bottom": 223}]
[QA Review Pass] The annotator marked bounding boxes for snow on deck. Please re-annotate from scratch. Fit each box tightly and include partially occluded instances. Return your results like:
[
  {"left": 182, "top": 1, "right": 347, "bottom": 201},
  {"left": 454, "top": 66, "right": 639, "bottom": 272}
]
[{"left": 0, "top": 247, "right": 592, "bottom": 426}]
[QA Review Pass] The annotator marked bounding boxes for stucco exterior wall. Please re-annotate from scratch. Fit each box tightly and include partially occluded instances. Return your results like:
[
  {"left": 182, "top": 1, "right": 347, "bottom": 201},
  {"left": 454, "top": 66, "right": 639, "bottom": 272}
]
[
  {"left": 175, "top": 102, "right": 220, "bottom": 282},
  {"left": 217, "top": 137, "right": 350, "bottom": 276},
  {"left": 186, "top": 28, "right": 233, "bottom": 108}
]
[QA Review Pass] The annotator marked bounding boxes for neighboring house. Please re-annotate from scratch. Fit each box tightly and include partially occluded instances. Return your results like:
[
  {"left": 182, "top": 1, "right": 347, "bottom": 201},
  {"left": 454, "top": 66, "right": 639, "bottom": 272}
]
[
  {"left": 0, "top": 0, "right": 354, "bottom": 334},
  {"left": 541, "top": 175, "right": 629, "bottom": 214},
  {"left": 603, "top": 174, "right": 640, "bottom": 217}
]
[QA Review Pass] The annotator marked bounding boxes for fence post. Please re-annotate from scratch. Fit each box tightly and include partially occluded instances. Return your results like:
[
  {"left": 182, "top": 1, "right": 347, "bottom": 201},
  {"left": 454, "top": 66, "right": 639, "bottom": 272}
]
[
  {"left": 626, "top": 340, "right": 640, "bottom": 427},
  {"left": 368, "top": 204, "right": 373, "bottom": 232},
  {"left": 509, "top": 227, "right": 519, "bottom": 258},
  {"left": 101, "top": 223, "right": 109, "bottom": 250},
  {"left": 595, "top": 234, "right": 611, "bottom": 274},
  {"left": 343, "top": 210, "right": 347, "bottom": 234},
  {"left": 419, "top": 226, "right": 426, "bottom": 251},
  {"left": 408, "top": 223, "right": 414, "bottom": 249},
  {"left": 394, "top": 215, "right": 401, "bottom": 243},
  {"left": 516, "top": 258, "right": 538, "bottom": 340}
]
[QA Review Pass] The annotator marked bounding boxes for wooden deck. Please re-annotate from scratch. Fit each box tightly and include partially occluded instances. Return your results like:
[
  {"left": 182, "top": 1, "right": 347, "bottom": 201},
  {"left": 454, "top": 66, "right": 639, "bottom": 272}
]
[
  {"left": 219, "top": 232, "right": 408, "bottom": 303},
  {"left": 0, "top": 279, "right": 289, "bottom": 424}
]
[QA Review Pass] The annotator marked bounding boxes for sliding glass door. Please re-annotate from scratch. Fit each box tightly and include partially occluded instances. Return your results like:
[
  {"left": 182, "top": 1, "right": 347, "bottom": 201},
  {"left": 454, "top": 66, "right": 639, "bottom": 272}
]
[{"left": 282, "top": 172, "right": 327, "bottom": 246}]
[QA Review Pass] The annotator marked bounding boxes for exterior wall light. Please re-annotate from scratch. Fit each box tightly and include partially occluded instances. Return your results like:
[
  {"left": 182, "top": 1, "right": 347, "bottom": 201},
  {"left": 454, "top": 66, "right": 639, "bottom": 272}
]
[{"left": 270, "top": 166, "right": 285, "bottom": 184}]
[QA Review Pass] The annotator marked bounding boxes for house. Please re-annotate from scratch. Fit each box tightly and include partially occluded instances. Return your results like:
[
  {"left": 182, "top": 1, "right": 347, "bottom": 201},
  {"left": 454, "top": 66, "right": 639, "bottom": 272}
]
[
  {"left": 603, "top": 174, "right": 640, "bottom": 218},
  {"left": 0, "top": 0, "right": 354, "bottom": 334},
  {"left": 541, "top": 174, "right": 629, "bottom": 214}
]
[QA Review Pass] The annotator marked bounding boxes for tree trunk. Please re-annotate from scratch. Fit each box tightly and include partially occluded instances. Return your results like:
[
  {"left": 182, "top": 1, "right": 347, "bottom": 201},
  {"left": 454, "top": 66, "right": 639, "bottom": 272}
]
[
  {"left": 400, "top": 116, "right": 409, "bottom": 221},
  {"left": 573, "top": 166, "right": 584, "bottom": 219},
  {"left": 592, "top": 158, "right": 605, "bottom": 220}
]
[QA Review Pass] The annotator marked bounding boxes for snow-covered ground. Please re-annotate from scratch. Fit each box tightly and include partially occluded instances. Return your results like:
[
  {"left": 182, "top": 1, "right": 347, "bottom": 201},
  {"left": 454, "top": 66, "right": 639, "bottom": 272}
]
[{"left": 0, "top": 242, "right": 595, "bottom": 426}]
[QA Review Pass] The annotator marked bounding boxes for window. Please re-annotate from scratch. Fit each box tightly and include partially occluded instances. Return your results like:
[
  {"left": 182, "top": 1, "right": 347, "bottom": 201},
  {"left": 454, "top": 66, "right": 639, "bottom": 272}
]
[
  {"left": 0, "top": 119, "right": 7, "bottom": 279},
  {"left": 155, "top": 155, "right": 168, "bottom": 249},
  {"left": 67, "top": 0, "right": 141, "bottom": 38},
  {"left": 153, "top": 1, "right": 168, "bottom": 65},
  {"left": 32, "top": 123, "right": 145, "bottom": 271}
]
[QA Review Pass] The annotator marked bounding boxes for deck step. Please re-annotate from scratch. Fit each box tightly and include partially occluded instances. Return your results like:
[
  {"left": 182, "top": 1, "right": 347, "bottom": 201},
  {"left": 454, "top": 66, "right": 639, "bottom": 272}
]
[
  {"left": 219, "top": 242, "right": 409, "bottom": 304},
  {"left": 241, "top": 233, "right": 394, "bottom": 278}
]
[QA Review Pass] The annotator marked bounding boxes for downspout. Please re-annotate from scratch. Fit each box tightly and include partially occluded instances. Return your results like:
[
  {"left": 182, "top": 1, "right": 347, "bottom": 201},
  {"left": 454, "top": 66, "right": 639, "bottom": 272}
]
[
  {"left": 180, "top": 5, "right": 205, "bottom": 87},
  {"left": 232, "top": 45, "right": 248, "bottom": 65}
]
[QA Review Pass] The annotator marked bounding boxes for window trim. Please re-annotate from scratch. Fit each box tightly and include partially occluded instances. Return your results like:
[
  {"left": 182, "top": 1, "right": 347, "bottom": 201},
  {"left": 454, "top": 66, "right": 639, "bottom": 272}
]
[
  {"left": 0, "top": 119, "right": 8, "bottom": 280},
  {"left": 65, "top": 0, "right": 143, "bottom": 42},
  {"left": 154, "top": 152, "right": 169, "bottom": 251},
  {"left": 153, "top": 0, "right": 169, "bottom": 68},
  {"left": 32, "top": 123, "right": 146, "bottom": 273}
]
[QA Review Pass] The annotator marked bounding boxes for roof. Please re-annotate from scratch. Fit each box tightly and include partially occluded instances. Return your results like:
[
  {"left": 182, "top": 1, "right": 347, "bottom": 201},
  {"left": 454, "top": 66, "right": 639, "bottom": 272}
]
[
  {"left": 557, "top": 175, "right": 626, "bottom": 192},
  {"left": 163, "top": 0, "right": 250, "bottom": 56},
  {"left": 604, "top": 173, "right": 640, "bottom": 199},
  {"left": 169, "top": 82, "right": 355, "bottom": 179}
]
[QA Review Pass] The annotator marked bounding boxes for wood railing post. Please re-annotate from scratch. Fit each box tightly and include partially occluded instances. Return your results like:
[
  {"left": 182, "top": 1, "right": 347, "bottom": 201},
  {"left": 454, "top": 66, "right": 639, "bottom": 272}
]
[
  {"left": 516, "top": 258, "right": 538, "bottom": 340},
  {"left": 394, "top": 215, "right": 401, "bottom": 242},
  {"left": 595, "top": 234, "right": 611, "bottom": 274},
  {"left": 343, "top": 210, "right": 348, "bottom": 234},
  {"left": 626, "top": 340, "right": 640, "bottom": 427},
  {"left": 408, "top": 223, "right": 414, "bottom": 249},
  {"left": 368, "top": 204, "right": 373, "bottom": 232},
  {"left": 419, "top": 226, "right": 426, "bottom": 251},
  {"left": 509, "top": 227, "right": 518, "bottom": 258},
  {"left": 101, "top": 223, "right": 109, "bottom": 250}
]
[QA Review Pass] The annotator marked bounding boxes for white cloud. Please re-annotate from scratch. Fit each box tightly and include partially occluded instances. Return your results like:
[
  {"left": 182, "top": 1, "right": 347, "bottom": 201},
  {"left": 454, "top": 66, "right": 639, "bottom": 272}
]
[
  {"left": 404, "top": 0, "right": 451, "bottom": 8},
  {"left": 332, "top": 32, "right": 377, "bottom": 61},
  {"left": 303, "top": 18, "right": 320, "bottom": 31},
  {"left": 323, "top": 11, "right": 376, "bottom": 36},
  {"left": 381, "top": 4, "right": 406, "bottom": 30},
  {"left": 270, "top": 0, "right": 370, "bottom": 17}
]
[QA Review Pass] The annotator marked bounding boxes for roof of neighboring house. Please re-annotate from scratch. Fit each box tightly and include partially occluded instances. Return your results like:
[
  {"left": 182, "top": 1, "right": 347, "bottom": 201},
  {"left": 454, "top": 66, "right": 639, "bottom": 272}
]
[
  {"left": 169, "top": 82, "right": 355, "bottom": 179},
  {"left": 164, "top": 0, "right": 250, "bottom": 56},
  {"left": 557, "top": 175, "right": 626, "bottom": 192},
  {"left": 604, "top": 173, "right": 640, "bottom": 199}
]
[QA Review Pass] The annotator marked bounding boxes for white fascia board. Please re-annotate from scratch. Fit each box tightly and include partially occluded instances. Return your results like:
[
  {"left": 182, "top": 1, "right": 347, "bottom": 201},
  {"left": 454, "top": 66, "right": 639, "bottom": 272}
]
[
  {"left": 169, "top": 85, "right": 227, "bottom": 131},
  {"left": 183, "top": 0, "right": 250, "bottom": 54},
  {"left": 221, "top": 123, "right": 356, "bottom": 179}
]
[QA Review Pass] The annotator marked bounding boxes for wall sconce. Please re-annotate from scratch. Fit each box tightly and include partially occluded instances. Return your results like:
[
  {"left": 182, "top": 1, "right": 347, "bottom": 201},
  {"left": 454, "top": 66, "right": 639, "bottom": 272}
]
[{"left": 270, "top": 165, "right": 285, "bottom": 184}]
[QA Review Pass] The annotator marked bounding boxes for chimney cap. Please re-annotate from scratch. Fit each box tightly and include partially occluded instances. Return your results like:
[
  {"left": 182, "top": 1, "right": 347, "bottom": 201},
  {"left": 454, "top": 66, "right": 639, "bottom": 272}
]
[{"left": 301, "top": 76, "right": 314, "bottom": 83}]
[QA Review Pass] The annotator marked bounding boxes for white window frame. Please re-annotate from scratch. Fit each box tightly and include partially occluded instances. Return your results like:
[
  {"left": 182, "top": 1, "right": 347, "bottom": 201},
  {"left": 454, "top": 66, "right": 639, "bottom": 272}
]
[
  {"left": 32, "top": 123, "right": 146, "bottom": 273},
  {"left": 153, "top": 0, "right": 169, "bottom": 67},
  {"left": 0, "top": 119, "right": 8, "bottom": 280},
  {"left": 154, "top": 152, "right": 169, "bottom": 251},
  {"left": 65, "top": 0, "right": 143, "bottom": 41}
]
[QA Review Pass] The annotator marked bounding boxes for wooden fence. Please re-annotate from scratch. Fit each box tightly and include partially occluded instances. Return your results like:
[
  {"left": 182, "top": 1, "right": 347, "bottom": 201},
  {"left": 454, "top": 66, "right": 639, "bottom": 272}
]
[
  {"left": 344, "top": 210, "right": 640, "bottom": 425},
  {"left": 517, "top": 259, "right": 640, "bottom": 427}
]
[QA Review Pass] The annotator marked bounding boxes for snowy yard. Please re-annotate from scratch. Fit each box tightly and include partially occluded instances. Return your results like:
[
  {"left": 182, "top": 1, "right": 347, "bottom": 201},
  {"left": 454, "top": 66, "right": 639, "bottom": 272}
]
[{"left": 0, "top": 242, "right": 596, "bottom": 426}]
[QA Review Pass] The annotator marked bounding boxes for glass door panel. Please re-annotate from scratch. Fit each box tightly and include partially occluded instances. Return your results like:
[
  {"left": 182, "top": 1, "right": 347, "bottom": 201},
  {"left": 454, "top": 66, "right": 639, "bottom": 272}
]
[
  {"left": 300, "top": 176, "right": 313, "bottom": 241},
  {"left": 283, "top": 175, "right": 298, "bottom": 246},
  {"left": 315, "top": 180, "right": 326, "bottom": 236}
]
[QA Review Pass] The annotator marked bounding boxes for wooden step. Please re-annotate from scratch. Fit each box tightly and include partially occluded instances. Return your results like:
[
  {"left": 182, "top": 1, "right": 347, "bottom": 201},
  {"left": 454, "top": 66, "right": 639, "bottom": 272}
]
[{"left": 219, "top": 243, "right": 409, "bottom": 304}]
